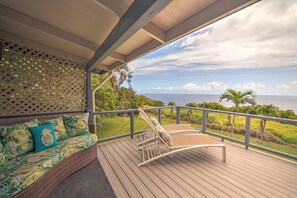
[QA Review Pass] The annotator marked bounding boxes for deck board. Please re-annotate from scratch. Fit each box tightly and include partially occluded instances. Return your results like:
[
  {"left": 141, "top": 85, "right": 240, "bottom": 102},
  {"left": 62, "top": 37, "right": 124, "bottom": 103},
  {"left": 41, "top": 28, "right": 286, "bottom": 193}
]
[
  {"left": 113, "top": 140, "right": 180, "bottom": 197},
  {"left": 97, "top": 138, "right": 297, "bottom": 198}
]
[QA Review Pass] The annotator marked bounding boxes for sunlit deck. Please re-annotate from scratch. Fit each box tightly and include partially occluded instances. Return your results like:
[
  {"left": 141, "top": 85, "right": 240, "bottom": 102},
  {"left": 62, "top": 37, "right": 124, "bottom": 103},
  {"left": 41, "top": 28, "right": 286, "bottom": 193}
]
[{"left": 97, "top": 138, "right": 297, "bottom": 198}]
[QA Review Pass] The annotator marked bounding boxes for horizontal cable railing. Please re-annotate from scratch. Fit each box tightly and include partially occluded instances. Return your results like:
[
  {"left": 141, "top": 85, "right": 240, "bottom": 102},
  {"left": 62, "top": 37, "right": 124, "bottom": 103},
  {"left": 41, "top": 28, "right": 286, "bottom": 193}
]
[{"left": 94, "top": 106, "right": 297, "bottom": 160}]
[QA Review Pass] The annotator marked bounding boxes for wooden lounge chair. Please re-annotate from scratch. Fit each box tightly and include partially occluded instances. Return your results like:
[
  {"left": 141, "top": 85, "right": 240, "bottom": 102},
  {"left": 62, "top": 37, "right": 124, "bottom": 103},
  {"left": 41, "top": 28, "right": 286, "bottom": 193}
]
[
  {"left": 138, "top": 111, "right": 226, "bottom": 167},
  {"left": 137, "top": 107, "right": 198, "bottom": 146}
]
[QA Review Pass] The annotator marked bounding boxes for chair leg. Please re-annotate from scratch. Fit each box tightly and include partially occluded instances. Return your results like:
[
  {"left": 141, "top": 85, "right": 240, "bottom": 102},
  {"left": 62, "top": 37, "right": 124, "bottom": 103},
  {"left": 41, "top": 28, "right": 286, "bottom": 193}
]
[{"left": 222, "top": 146, "right": 226, "bottom": 162}]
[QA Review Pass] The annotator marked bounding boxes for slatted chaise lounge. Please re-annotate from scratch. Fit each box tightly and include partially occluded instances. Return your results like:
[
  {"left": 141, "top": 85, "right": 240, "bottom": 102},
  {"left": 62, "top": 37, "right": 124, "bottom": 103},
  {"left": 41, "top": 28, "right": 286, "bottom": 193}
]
[
  {"left": 138, "top": 110, "right": 226, "bottom": 166},
  {"left": 137, "top": 107, "right": 198, "bottom": 146}
]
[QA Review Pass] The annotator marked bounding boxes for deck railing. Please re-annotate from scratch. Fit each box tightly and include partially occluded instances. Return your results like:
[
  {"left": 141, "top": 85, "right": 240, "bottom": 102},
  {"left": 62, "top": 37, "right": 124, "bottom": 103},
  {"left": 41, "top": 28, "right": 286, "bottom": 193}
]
[{"left": 94, "top": 106, "right": 297, "bottom": 160}]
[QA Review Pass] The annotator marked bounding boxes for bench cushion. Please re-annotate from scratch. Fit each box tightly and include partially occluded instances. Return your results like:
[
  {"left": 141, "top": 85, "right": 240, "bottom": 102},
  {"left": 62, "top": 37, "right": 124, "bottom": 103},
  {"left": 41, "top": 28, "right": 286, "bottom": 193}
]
[{"left": 0, "top": 133, "right": 97, "bottom": 198}]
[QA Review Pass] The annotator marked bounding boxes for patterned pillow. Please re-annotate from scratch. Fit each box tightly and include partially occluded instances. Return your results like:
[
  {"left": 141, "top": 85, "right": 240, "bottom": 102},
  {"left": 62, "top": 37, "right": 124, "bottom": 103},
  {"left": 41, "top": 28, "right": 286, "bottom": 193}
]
[
  {"left": 39, "top": 117, "right": 69, "bottom": 141},
  {"left": 24, "top": 119, "right": 39, "bottom": 127},
  {"left": 0, "top": 124, "right": 34, "bottom": 159},
  {"left": 82, "top": 113, "right": 89, "bottom": 124},
  {"left": 151, "top": 117, "right": 160, "bottom": 127},
  {"left": 0, "top": 141, "right": 8, "bottom": 165},
  {"left": 63, "top": 115, "right": 89, "bottom": 137},
  {"left": 29, "top": 124, "right": 58, "bottom": 152},
  {"left": 155, "top": 125, "right": 172, "bottom": 146}
]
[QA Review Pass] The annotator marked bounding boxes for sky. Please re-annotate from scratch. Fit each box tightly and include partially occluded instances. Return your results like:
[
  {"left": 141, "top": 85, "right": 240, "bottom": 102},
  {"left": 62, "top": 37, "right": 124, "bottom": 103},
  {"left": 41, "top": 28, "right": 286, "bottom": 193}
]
[{"left": 127, "top": 0, "right": 297, "bottom": 96}]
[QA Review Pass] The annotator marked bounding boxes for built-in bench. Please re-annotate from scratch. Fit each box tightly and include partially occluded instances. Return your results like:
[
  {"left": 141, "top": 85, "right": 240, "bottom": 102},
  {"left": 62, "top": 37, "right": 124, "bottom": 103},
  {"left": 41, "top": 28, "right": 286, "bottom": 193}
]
[{"left": 0, "top": 114, "right": 98, "bottom": 198}]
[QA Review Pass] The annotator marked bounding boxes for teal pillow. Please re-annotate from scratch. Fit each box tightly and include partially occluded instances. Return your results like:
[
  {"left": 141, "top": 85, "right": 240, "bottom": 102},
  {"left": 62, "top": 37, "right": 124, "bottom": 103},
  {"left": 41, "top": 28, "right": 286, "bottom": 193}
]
[{"left": 29, "top": 124, "right": 58, "bottom": 152}]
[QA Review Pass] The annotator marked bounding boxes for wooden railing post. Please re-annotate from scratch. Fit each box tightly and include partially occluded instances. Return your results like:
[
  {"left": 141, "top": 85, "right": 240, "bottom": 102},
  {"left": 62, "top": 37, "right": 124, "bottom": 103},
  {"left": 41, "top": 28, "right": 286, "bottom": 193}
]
[
  {"left": 93, "top": 107, "right": 297, "bottom": 160},
  {"left": 130, "top": 111, "right": 134, "bottom": 138},
  {"left": 86, "top": 69, "right": 96, "bottom": 133},
  {"left": 176, "top": 106, "right": 180, "bottom": 124},
  {"left": 202, "top": 110, "right": 207, "bottom": 134},
  {"left": 245, "top": 116, "right": 251, "bottom": 149},
  {"left": 158, "top": 108, "right": 162, "bottom": 125}
]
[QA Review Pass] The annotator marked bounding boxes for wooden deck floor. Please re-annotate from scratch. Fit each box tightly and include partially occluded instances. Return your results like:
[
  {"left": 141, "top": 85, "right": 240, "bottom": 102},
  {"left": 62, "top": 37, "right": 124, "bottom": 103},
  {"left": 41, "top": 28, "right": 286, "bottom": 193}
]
[{"left": 97, "top": 138, "right": 297, "bottom": 198}]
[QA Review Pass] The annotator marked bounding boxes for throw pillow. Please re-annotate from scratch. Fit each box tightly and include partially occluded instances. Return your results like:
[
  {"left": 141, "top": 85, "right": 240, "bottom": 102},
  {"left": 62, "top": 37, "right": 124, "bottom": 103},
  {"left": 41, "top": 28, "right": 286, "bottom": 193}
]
[
  {"left": 39, "top": 117, "right": 69, "bottom": 141},
  {"left": 29, "top": 124, "right": 58, "bottom": 152},
  {"left": 155, "top": 125, "right": 173, "bottom": 146},
  {"left": 24, "top": 119, "right": 39, "bottom": 127},
  {"left": 150, "top": 117, "right": 161, "bottom": 127},
  {"left": 0, "top": 124, "right": 34, "bottom": 159},
  {"left": 82, "top": 113, "right": 89, "bottom": 124},
  {"left": 63, "top": 115, "right": 89, "bottom": 137}
]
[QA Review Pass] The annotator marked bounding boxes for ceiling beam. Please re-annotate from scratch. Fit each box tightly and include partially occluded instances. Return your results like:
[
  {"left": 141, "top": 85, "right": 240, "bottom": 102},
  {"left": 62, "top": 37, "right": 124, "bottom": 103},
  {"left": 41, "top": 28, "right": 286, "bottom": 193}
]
[
  {"left": 166, "top": 0, "right": 258, "bottom": 42},
  {"left": 109, "top": 61, "right": 125, "bottom": 70},
  {"left": 126, "top": 40, "right": 161, "bottom": 62},
  {"left": 126, "top": 0, "right": 258, "bottom": 63},
  {"left": 94, "top": 0, "right": 128, "bottom": 17},
  {"left": 96, "top": 0, "right": 166, "bottom": 43},
  {"left": 142, "top": 22, "right": 165, "bottom": 43},
  {"left": 0, "top": 4, "right": 98, "bottom": 51},
  {"left": 87, "top": 0, "right": 172, "bottom": 71},
  {"left": 109, "top": 51, "right": 126, "bottom": 63},
  {"left": 97, "top": 64, "right": 110, "bottom": 71}
]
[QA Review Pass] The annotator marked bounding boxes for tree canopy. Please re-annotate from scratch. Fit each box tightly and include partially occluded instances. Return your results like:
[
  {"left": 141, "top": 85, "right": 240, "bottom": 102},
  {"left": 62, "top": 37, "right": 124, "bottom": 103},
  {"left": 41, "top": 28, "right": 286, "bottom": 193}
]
[
  {"left": 92, "top": 66, "right": 164, "bottom": 111},
  {"left": 219, "top": 89, "right": 256, "bottom": 109}
]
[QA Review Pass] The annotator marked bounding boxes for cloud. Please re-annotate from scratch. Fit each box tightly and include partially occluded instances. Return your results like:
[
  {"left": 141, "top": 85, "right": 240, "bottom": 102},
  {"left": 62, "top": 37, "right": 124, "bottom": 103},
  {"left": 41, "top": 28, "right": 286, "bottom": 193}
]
[
  {"left": 233, "top": 82, "right": 266, "bottom": 90},
  {"left": 276, "top": 84, "right": 290, "bottom": 89},
  {"left": 129, "top": 0, "right": 297, "bottom": 75},
  {"left": 151, "top": 81, "right": 228, "bottom": 93},
  {"left": 276, "top": 81, "right": 297, "bottom": 90},
  {"left": 150, "top": 81, "right": 297, "bottom": 94}
]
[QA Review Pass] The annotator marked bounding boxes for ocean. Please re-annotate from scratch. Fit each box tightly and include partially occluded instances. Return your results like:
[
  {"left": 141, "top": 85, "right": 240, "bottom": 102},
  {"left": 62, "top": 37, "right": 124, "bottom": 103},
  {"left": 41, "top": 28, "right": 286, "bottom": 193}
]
[{"left": 143, "top": 94, "right": 297, "bottom": 113}]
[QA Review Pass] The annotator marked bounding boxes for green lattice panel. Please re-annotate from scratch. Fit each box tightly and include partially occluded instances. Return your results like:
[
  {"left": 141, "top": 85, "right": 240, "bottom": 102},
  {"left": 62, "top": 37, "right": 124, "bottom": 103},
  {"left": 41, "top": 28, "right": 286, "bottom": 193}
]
[{"left": 0, "top": 40, "right": 86, "bottom": 116}]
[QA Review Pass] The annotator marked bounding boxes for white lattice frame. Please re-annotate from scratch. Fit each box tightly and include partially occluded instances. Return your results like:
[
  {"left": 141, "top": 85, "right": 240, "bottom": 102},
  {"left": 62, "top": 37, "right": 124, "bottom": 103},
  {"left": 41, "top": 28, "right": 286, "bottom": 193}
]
[{"left": 0, "top": 38, "right": 87, "bottom": 124}]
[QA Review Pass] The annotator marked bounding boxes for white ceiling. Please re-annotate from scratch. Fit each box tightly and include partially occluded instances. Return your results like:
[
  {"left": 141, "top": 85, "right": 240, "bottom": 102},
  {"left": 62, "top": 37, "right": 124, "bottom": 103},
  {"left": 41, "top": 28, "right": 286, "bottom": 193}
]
[{"left": 0, "top": 0, "right": 259, "bottom": 71}]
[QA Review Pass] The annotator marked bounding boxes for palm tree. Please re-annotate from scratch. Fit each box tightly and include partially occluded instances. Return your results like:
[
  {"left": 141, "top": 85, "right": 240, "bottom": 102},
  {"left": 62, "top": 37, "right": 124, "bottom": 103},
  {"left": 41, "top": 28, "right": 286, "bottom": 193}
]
[
  {"left": 168, "top": 101, "right": 176, "bottom": 118},
  {"left": 257, "top": 104, "right": 278, "bottom": 143},
  {"left": 219, "top": 89, "right": 256, "bottom": 137}
]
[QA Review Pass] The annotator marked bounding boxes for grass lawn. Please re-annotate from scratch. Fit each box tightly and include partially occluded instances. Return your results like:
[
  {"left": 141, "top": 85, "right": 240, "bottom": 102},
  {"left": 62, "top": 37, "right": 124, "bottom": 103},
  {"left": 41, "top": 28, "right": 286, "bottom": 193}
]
[
  {"left": 96, "top": 113, "right": 188, "bottom": 139},
  {"left": 162, "top": 108, "right": 297, "bottom": 144},
  {"left": 205, "top": 128, "right": 297, "bottom": 156}
]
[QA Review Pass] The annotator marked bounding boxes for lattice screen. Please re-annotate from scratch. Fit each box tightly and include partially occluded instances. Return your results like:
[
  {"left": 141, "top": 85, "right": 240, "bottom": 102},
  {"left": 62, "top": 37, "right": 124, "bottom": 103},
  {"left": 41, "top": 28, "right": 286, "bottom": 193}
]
[{"left": 0, "top": 39, "right": 87, "bottom": 116}]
